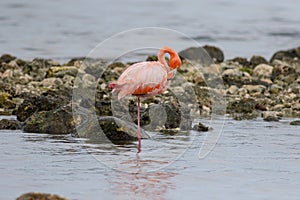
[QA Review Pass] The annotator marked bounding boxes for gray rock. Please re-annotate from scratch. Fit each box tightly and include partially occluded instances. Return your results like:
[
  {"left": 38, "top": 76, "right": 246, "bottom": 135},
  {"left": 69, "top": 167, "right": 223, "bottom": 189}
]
[
  {"left": 250, "top": 55, "right": 268, "bottom": 67},
  {"left": 0, "top": 54, "right": 16, "bottom": 63},
  {"left": 230, "top": 57, "right": 250, "bottom": 67},
  {"left": 227, "top": 85, "right": 239, "bottom": 95},
  {"left": 178, "top": 47, "right": 213, "bottom": 65},
  {"left": 253, "top": 64, "right": 273, "bottom": 78},
  {"left": 262, "top": 111, "right": 280, "bottom": 121},
  {"left": 203, "top": 45, "right": 224, "bottom": 63},
  {"left": 41, "top": 77, "right": 63, "bottom": 88},
  {"left": 243, "top": 85, "right": 266, "bottom": 94},
  {"left": 270, "top": 47, "right": 300, "bottom": 63}
]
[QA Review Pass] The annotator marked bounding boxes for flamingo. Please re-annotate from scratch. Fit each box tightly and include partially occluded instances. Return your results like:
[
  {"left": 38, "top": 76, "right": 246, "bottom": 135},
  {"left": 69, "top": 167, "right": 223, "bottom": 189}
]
[{"left": 109, "top": 46, "right": 181, "bottom": 153}]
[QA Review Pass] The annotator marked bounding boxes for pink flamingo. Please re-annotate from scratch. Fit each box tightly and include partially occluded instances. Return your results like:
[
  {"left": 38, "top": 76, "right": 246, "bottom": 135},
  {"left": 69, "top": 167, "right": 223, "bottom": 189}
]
[{"left": 109, "top": 47, "right": 181, "bottom": 153}]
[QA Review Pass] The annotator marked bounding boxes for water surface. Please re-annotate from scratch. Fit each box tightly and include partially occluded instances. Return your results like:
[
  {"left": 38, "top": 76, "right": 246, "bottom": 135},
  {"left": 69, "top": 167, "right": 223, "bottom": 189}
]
[
  {"left": 1, "top": 118, "right": 300, "bottom": 199},
  {"left": 0, "top": 0, "right": 299, "bottom": 61}
]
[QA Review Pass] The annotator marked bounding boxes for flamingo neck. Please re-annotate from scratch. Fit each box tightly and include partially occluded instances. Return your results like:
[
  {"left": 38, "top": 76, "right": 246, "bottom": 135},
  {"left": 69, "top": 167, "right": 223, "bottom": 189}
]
[{"left": 158, "top": 47, "right": 176, "bottom": 70}]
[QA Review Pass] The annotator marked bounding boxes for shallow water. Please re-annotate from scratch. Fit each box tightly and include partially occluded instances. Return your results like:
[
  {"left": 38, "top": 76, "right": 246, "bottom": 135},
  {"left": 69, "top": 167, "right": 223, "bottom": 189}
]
[
  {"left": 0, "top": 0, "right": 300, "bottom": 61},
  {"left": 1, "top": 117, "right": 300, "bottom": 200}
]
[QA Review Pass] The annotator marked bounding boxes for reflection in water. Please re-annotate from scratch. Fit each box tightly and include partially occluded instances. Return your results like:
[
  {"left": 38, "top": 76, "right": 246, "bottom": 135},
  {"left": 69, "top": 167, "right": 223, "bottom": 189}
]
[{"left": 111, "top": 159, "right": 177, "bottom": 200}]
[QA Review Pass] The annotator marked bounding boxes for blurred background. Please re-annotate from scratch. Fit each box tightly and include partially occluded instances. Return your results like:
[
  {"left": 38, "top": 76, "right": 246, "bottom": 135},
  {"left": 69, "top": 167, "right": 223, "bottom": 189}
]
[{"left": 0, "top": 0, "right": 299, "bottom": 61}]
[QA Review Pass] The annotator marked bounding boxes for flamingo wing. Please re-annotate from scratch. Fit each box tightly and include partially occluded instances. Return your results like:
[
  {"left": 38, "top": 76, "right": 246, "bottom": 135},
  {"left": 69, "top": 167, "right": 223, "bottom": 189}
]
[{"left": 113, "top": 62, "right": 168, "bottom": 99}]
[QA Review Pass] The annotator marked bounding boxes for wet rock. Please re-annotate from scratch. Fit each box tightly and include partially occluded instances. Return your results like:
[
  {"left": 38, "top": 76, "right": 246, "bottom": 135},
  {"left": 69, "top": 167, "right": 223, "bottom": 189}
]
[
  {"left": 270, "top": 47, "right": 300, "bottom": 63},
  {"left": 16, "top": 192, "right": 68, "bottom": 200},
  {"left": 250, "top": 55, "right": 268, "bottom": 67},
  {"left": 202, "top": 45, "right": 224, "bottom": 63},
  {"left": 16, "top": 90, "right": 71, "bottom": 122},
  {"left": 74, "top": 113, "right": 149, "bottom": 143},
  {"left": 0, "top": 54, "right": 16, "bottom": 63},
  {"left": 0, "top": 119, "right": 20, "bottom": 130},
  {"left": 97, "top": 116, "right": 149, "bottom": 142},
  {"left": 290, "top": 120, "right": 300, "bottom": 126},
  {"left": 0, "top": 92, "right": 16, "bottom": 109},
  {"left": 253, "top": 64, "right": 273, "bottom": 78},
  {"left": 22, "top": 106, "right": 75, "bottom": 134},
  {"left": 192, "top": 122, "right": 210, "bottom": 131},
  {"left": 262, "top": 111, "right": 280, "bottom": 121},
  {"left": 227, "top": 98, "right": 258, "bottom": 115}
]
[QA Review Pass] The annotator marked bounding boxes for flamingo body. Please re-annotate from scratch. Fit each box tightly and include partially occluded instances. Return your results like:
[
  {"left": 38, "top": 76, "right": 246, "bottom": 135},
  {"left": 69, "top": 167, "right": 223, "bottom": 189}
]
[{"left": 109, "top": 46, "right": 181, "bottom": 153}]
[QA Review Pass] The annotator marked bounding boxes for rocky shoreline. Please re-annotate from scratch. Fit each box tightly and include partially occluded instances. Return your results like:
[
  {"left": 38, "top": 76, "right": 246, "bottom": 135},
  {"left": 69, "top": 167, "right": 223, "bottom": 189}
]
[{"left": 0, "top": 46, "right": 299, "bottom": 139}]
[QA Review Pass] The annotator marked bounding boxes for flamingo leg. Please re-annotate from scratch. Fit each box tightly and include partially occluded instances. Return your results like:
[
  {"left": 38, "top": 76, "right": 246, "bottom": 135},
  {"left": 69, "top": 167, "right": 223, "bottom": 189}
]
[{"left": 137, "top": 96, "right": 142, "bottom": 153}]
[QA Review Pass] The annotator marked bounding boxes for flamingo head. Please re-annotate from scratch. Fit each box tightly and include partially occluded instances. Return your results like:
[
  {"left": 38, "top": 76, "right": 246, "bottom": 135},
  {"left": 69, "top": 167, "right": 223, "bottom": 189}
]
[{"left": 170, "top": 54, "right": 181, "bottom": 70}]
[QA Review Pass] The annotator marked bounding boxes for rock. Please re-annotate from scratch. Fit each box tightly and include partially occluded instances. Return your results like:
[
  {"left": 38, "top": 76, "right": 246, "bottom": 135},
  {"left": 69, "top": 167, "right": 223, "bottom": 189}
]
[
  {"left": 227, "top": 85, "right": 239, "bottom": 95},
  {"left": 271, "top": 63, "right": 297, "bottom": 84},
  {"left": 16, "top": 90, "right": 71, "bottom": 122},
  {"left": 270, "top": 47, "right": 300, "bottom": 63},
  {"left": 0, "top": 108, "right": 11, "bottom": 115},
  {"left": 101, "top": 62, "right": 127, "bottom": 83},
  {"left": 0, "top": 119, "right": 20, "bottom": 130},
  {"left": 290, "top": 120, "right": 300, "bottom": 126},
  {"left": 239, "top": 66, "right": 253, "bottom": 76},
  {"left": 64, "top": 57, "right": 86, "bottom": 66},
  {"left": 0, "top": 92, "right": 16, "bottom": 109},
  {"left": 192, "top": 122, "right": 209, "bottom": 131},
  {"left": 250, "top": 55, "right": 268, "bottom": 67},
  {"left": 98, "top": 116, "right": 149, "bottom": 142},
  {"left": 227, "top": 98, "right": 258, "bottom": 114},
  {"left": 82, "top": 73, "right": 96, "bottom": 88},
  {"left": 0, "top": 82, "right": 16, "bottom": 96},
  {"left": 22, "top": 58, "right": 52, "bottom": 81},
  {"left": 253, "top": 64, "right": 273, "bottom": 78},
  {"left": 74, "top": 113, "right": 149, "bottom": 143},
  {"left": 22, "top": 106, "right": 75, "bottom": 134},
  {"left": 230, "top": 57, "right": 250, "bottom": 67},
  {"left": 255, "top": 104, "right": 267, "bottom": 111},
  {"left": 222, "top": 68, "right": 252, "bottom": 87},
  {"left": 46, "top": 66, "right": 78, "bottom": 78},
  {"left": 146, "top": 55, "right": 158, "bottom": 61},
  {"left": 178, "top": 47, "right": 213, "bottom": 65},
  {"left": 226, "top": 98, "right": 258, "bottom": 120},
  {"left": 16, "top": 192, "right": 68, "bottom": 200},
  {"left": 41, "top": 77, "right": 63, "bottom": 88},
  {"left": 0, "top": 54, "right": 16, "bottom": 63},
  {"left": 202, "top": 45, "right": 224, "bottom": 63},
  {"left": 262, "top": 111, "right": 280, "bottom": 121},
  {"left": 243, "top": 85, "right": 266, "bottom": 94}
]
